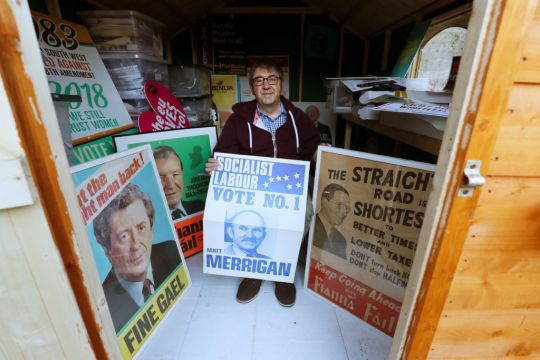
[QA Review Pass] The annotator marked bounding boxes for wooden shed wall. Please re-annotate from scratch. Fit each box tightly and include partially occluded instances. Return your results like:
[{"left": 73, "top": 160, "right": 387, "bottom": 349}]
[{"left": 428, "top": 2, "right": 540, "bottom": 358}]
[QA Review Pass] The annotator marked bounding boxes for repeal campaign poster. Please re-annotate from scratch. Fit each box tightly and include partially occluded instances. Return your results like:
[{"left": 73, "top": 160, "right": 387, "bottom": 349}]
[
  {"left": 305, "top": 147, "right": 435, "bottom": 337},
  {"left": 71, "top": 146, "right": 191, "bottom": 359},
  {"left": 32, "top": 11, "right": 133, "bottom": 145},
  {"left": 114, "top": 127, "right": 217, "bottom": 258},
  {"left": 204, "top": 153, "right": 310, "bottom": 283}
]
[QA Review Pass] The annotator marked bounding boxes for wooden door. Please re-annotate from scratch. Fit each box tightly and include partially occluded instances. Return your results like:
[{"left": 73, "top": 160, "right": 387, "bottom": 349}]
[
  {"left": 1, "top": 0, "right": 121, "bottom": 358},
  {"left": 399, "top": 0, "right": 540, "bottom": 358}
]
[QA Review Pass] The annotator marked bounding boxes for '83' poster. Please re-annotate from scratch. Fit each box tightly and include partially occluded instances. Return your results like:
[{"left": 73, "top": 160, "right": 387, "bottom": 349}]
[
  {"left": 32, "top": 11, "right": 133, "bottom": 144},
  {"left": 306, "top": 147, "right": 435, "bottom": 337}
]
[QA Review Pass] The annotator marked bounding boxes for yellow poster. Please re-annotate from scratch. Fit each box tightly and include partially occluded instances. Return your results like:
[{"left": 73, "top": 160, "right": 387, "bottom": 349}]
[
  {"left": 306, "top": 147, "right": 435, "bottom": 336},
  {"left": 211, "top": 75, "right": 240, "bottom": 128}
]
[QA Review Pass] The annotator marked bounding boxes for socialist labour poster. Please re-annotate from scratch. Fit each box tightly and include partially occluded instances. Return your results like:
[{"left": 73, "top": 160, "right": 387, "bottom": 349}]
[
  {"left": 305, "top": 147, "right": 435, "bottom": 337},
  {"left": 32, "top": 11, "right": 133, "bottom": 145},
  {"left": 71, "top": 146, "right": 191, "bottom": 359},
  {"left": 114, "top": 127, "right": 217, "bottom": 258},
  {"left": 203, "top": 152, "right": 310, "bottom": 283}
]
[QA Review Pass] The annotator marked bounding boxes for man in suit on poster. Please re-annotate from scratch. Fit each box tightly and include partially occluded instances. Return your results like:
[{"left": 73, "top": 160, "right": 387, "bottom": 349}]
[
  {"left": 305, "top": 104, "right": 333, "bottom": 145},
  {"left": 223, "top": 210, "right": 271, "bottom": 259},
  {"left": 153, "top": 145, "right": 204, "bottom": 221},
  {"left": 94, "top": 183, "right": 181, "bottom": 332},
  {"left": 313, "top": 183, "right": 351, "bottom": 259}
]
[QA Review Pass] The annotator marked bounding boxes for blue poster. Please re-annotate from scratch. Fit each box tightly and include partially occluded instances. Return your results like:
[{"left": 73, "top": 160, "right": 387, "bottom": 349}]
[{"left": 203, "top": 152, "right": 310, "bottom": 282}]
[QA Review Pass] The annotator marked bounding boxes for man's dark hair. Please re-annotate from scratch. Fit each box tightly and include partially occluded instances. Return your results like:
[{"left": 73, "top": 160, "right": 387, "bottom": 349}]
[
  {"left": 153, "top": 145, "right": 183, "bottom": 170},
  {"left": 249, "top": 57, "right": 283, "bottom": 82},
  {"left": 93, "top": 184, "right": 155, "bottom": 249},
  {"left": 321, "top": 183, "right": 350, "bottom": 202},
  {"left": 225, "top": 209, "right": 267, "bottom": 242}
]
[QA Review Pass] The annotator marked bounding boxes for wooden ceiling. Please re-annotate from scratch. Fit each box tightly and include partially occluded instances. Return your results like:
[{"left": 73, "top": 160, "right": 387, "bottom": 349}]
[{"left": 82, "top": 0, "right": 466, "bottom": 39}]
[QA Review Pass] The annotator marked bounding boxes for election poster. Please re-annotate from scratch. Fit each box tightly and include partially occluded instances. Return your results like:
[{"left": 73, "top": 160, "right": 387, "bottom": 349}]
[
  {"left": 294, "top": 101, "right": 336, "bottom": 146},
  {"left": 138, "top": 80, "right": 190, "bottom": 132},
  {"left": 71, "top": 146, "right": 191, "bottom": 359},
  {"left": 212, "top": 16, "right": 246, "bottom": 75},
  {"left": 211, "top": 74, "right": 240, "bottom": 128},
  {"left": 204, "top": 153, "right": 310, "bottom": 283},
  {"left": 114, "top": 127, "right": 217, "bottom": 258},
  {"left": 305, "top": 147, "right": 435, "bottom": 337},
  {"left": 32, "top": 11, "right": 133, "bottom": 145},
  {"left": 73, "top": 128, "right": 139, "bottom": 165}
]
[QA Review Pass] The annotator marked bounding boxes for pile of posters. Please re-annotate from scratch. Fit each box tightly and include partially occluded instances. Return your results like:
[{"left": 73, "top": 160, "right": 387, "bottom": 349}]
[
  {"left": 36, "top": 11, "right": 219, "bottom": 358},
  {"left": 114, "top": 127, "right": 217, "bottom": 258}
]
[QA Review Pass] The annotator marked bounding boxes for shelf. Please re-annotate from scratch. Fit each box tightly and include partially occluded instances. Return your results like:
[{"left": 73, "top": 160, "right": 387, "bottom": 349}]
[{"left": 343, "top": 113, "right": 442, "bottom": 156}]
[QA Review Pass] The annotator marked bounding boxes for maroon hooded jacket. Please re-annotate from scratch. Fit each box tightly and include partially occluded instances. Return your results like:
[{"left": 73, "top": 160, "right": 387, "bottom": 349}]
[{"left": 214, "top": 96, "right": 321, "bottom": 162}]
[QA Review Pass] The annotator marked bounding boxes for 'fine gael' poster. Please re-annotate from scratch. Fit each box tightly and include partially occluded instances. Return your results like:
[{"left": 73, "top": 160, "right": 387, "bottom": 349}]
[
  {"left": 115, "top": 127, "right": 218, "bottom": 258},
  {"left": 71, "top": 146, "right": 190, "bottom": 359}
]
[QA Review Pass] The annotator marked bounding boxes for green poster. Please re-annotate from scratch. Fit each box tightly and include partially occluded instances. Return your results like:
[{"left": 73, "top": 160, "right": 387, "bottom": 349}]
[
  {"left": 391, "top": 20, "right": 432, "bottom": 77},
  {"left": 72, "top": 128, "right": 139, "bottom": 165}
]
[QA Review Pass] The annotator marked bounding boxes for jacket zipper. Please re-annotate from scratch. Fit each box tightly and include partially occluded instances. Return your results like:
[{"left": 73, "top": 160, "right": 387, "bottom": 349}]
[{"left": 272, "top": 135, "right": 277, "bottom": 158}]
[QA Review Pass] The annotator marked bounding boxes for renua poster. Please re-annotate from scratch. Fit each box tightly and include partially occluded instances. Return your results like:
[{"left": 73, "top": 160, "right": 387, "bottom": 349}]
[
  {"left": 305, "top": 147, "right": 435, "bottom": 337},
  {"left": 203, "top": 152, "right": 310, "bottom": 283},
  {"left": 71, "top": 146, "right": 190, "bottom": 359},
  {"left": 114, "top": 127, "right": 217, "bottom": 258}
]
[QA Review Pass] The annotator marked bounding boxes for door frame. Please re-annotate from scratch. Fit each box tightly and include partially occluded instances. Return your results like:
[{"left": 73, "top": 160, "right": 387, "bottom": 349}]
[
  {"left": 1, "top": 0, "right": 121, "bottom": 358},
  {"left": 390, "top": 0, "right": 539, "bottom": 358}
]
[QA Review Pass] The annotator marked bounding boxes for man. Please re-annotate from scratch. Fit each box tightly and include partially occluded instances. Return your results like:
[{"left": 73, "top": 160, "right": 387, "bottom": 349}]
[
  {"left": 313, "top": 183, "right": 351, "bottom": 259},
  {"left": 153, "top": 145, "right": 204, "bottom": 221},
  {"left": 224, "top": 210, "right": 270, "bottom": 259},
  {"left": 93, "top": 183, "right": 181, "bottom": 332},
  {"left": 206, "top": 58, "right": 321, "bottom": 307},
  {"left": 305, "top": 104, "right": 332, "bottom": 145}
]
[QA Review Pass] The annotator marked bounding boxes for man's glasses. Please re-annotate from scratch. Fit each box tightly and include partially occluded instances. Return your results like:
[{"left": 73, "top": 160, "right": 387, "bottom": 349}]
[{"left": 251, "top": 75, "right": 281, "bottom": 86}]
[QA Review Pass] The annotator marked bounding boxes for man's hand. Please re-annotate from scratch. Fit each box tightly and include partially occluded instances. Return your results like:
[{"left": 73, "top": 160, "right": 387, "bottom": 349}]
[
  {"left": 312, "top": 143, "right": 332, "bottom": 161},
  {"left": 205, "top": 158, "right": 219, "bottom": 175}
]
